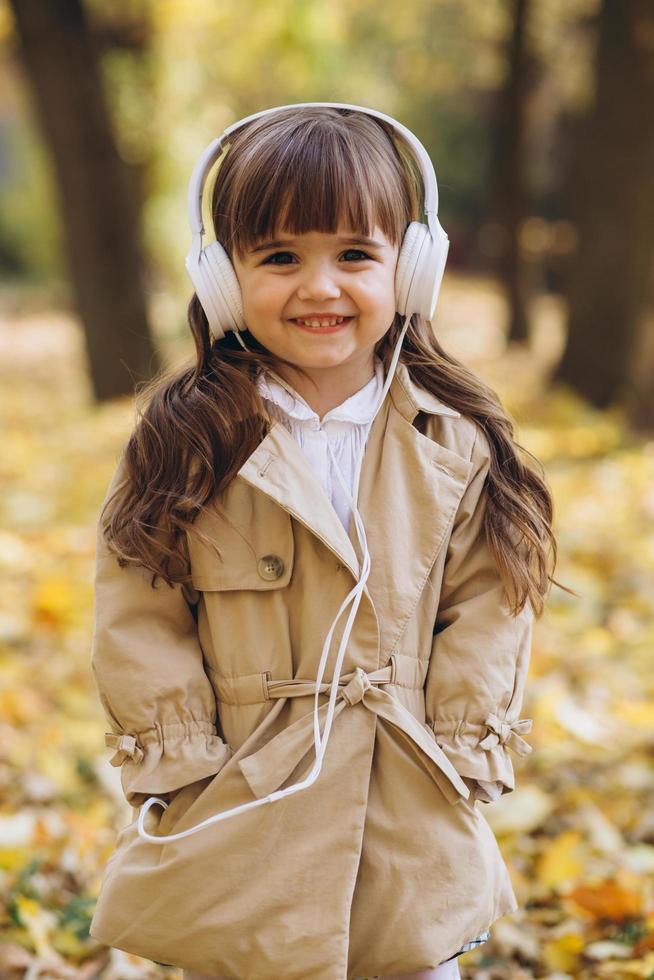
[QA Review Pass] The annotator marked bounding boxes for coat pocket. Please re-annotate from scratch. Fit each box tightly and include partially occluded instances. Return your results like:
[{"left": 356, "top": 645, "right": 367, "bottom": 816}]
[{"left": 186, "top": 489, "right": 294, "bottom": 592}]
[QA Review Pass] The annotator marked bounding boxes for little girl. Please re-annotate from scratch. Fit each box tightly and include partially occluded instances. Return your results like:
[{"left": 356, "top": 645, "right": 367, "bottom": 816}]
[{"left": 89, "top": 104, "right": 566, "bottom": 980}]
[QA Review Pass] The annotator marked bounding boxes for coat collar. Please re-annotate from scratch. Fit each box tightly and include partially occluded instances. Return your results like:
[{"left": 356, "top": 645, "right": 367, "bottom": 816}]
[
  {"left": 236, "top": 361, "right": 469, "bottom": 582},
  {"left": 387, "top": 360, "right": 461, "bottom": 424}
]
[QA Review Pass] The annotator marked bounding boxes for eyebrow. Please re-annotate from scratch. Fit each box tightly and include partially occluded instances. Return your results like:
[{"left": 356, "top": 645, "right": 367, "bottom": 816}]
[{"left": 249, "top": 236, "right": 386, "bottom": 254}]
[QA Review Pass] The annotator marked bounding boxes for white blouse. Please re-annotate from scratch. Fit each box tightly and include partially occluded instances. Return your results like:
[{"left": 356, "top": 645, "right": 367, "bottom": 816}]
[
  {"left": 255, "top": 356, "right": 386, "bottom": 535},
  {"left": 255, "top": 356, "right": 503, "bottom": 813}
]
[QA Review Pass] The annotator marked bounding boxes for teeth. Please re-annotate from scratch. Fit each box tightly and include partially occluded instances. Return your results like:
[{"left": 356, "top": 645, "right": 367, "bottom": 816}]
[{"left": 296, "top": 316, "right": 346, "bottom": 327}]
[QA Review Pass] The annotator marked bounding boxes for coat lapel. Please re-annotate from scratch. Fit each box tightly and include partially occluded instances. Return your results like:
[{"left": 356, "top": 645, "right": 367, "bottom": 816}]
[
  {"left": 342, "top": 364, "right": 474, "bottom": 656},
  {"left": 237, "top": 362, "right": 474, "bottom": 647},
  {"left": 238, "top": 420, "right": 362, "bottom": 576}
]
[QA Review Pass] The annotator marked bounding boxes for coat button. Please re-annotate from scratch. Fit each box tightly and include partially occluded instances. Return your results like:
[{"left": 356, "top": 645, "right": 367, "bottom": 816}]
[{"left": 257, "top": 554, "right": 285, "bottom": 581}]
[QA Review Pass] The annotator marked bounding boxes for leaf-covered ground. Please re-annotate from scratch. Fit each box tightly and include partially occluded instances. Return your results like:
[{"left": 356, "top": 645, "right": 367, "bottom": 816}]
[{"left": 1, "top": 277, "right": 653, "bottom": 979}]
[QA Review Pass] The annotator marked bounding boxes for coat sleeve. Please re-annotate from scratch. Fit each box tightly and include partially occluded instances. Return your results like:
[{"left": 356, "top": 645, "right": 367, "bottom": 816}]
[
  {"left": 424, "top": 425, "right": 534, "bottom": 801},
  {"left": 91, "top": 453, "right": 233, "bottom": 809}
]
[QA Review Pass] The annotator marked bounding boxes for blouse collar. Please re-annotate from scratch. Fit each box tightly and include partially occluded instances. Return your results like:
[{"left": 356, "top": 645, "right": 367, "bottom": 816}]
[{"left": 255, "top": 356, "right": 386, "bottom": 426}]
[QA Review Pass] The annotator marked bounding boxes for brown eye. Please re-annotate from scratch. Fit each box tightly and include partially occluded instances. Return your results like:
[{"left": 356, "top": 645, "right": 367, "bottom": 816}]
[
  {"left": 262, "top": 252, "right": 296, "bottom": 265},
  {"left": 342, "top": 249, "right": 372, "bottom": 261}
]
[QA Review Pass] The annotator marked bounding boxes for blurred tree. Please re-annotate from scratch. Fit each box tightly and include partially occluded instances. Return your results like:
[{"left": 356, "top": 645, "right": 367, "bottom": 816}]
[
  {"left": 7, "top": 0, "right": 160, "bottom": 401},
  {"left": 555, "top": 0, "right": 654, "bottom": 421},
  {"left": 484, "top": 0, "right": 538, "bottom": 344}
]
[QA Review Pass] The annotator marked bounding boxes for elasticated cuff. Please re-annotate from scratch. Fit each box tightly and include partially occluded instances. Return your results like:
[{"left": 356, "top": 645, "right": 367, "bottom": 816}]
[
  {"left": 104, "top": 719, "right": 233, "bottom": 807},
  {"left": 429, "top": 713, "right": 533, "bottom": 797}
]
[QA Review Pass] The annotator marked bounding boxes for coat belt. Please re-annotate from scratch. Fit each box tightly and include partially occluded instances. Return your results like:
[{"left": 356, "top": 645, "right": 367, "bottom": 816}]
[{"left": 227, "top": 656, "right": 471, "bottom": 807}]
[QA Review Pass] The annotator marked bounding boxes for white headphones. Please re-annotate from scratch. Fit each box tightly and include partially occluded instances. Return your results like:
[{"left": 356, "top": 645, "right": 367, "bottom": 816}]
[
  {"left": 137, "top": 102, "right": 450, "bottom": 842},
  {"left": 184, "top": 101, "right": 450, "bottom": 337}
]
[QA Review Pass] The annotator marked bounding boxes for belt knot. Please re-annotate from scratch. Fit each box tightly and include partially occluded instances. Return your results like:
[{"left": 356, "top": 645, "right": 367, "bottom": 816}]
[{"left": 341, "top": 667, "right": 371, "bottom": 706}]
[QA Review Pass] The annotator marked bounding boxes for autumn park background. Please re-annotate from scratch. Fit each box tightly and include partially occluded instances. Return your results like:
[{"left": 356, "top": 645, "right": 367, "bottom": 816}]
[{"left": 1, "top": 1, "right": 653, "bottom": 978}]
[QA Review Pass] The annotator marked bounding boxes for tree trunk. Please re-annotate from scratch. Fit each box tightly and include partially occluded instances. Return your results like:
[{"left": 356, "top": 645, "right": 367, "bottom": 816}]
[
  {"left": 8, "top": 0, "right": 161, "bottom": 401},
  {"left": 483, "top": 0, "right": 534, "bottom": 343},
  {"left": 554, "top": 0, "right": 654, "bottom": 412}
]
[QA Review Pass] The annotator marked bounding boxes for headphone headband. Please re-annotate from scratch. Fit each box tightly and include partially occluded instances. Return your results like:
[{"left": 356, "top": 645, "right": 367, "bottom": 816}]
[{"left": 186, "top": 101, "right": 441, "bottom": 246}]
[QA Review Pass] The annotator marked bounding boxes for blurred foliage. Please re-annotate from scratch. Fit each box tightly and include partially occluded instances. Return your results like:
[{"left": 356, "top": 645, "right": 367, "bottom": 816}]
[
  {"left": 0, "top": 275, "right": 653, "bottom": 978},
  {"left": 0, "top": 0, "right": 601, "bottom": 314}
]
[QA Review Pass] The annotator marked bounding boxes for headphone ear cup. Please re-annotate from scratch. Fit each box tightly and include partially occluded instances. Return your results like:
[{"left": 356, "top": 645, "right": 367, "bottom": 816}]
[
  {"left": 186, "top": 241, "right": 245, "bottom": 339},
  {"left": 395, "top": 220, "right": 449, "bottom": 321},
  {"left": 201, "top": 242, "right": 245, "bottom": 336},
  {"left": 395, "top": 222, "right": 425, "bottom": 317}
]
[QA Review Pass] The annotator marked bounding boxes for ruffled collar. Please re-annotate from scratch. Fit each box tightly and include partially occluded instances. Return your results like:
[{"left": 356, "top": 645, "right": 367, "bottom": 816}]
[{"left": 255, "top": 356, "right": 386, "bottom": 425}]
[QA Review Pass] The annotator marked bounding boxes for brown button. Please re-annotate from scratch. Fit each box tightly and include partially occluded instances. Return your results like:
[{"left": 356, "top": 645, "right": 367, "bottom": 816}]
[{"left": 257, "top": 554, "right": 285, "bottom": 581}]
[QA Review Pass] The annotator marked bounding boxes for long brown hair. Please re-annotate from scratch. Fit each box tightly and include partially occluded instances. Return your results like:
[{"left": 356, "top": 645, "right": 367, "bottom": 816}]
[{"left": 101, "top": 105, "right": 573, "bottom": 618}]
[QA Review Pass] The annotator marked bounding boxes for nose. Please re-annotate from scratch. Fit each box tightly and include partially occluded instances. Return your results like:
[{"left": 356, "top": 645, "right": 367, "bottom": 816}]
[{"left": 295, "top": 260, "right": 341, "bottom": 302}]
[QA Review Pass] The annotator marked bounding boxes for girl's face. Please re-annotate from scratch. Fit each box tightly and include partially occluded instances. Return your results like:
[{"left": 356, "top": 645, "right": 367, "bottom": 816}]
[{"left": 232, "top": 223, "right": 399, "bottom": 400}]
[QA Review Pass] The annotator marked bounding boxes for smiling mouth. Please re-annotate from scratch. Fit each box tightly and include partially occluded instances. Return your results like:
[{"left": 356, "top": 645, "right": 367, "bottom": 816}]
[{"left": 290, "top": 315, "right": 354, "bottom": 331}]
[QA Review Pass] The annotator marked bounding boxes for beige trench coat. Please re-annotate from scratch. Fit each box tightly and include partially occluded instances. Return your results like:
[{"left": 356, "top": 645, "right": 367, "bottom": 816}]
[{"left": 88, "top": 361, "right": 534, "bottom": 980}]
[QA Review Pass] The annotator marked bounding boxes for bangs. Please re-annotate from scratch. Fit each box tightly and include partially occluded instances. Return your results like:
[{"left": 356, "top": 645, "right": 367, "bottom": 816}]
[{"left": 213, "top": 109, "right": 421, "bottom": 259}]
